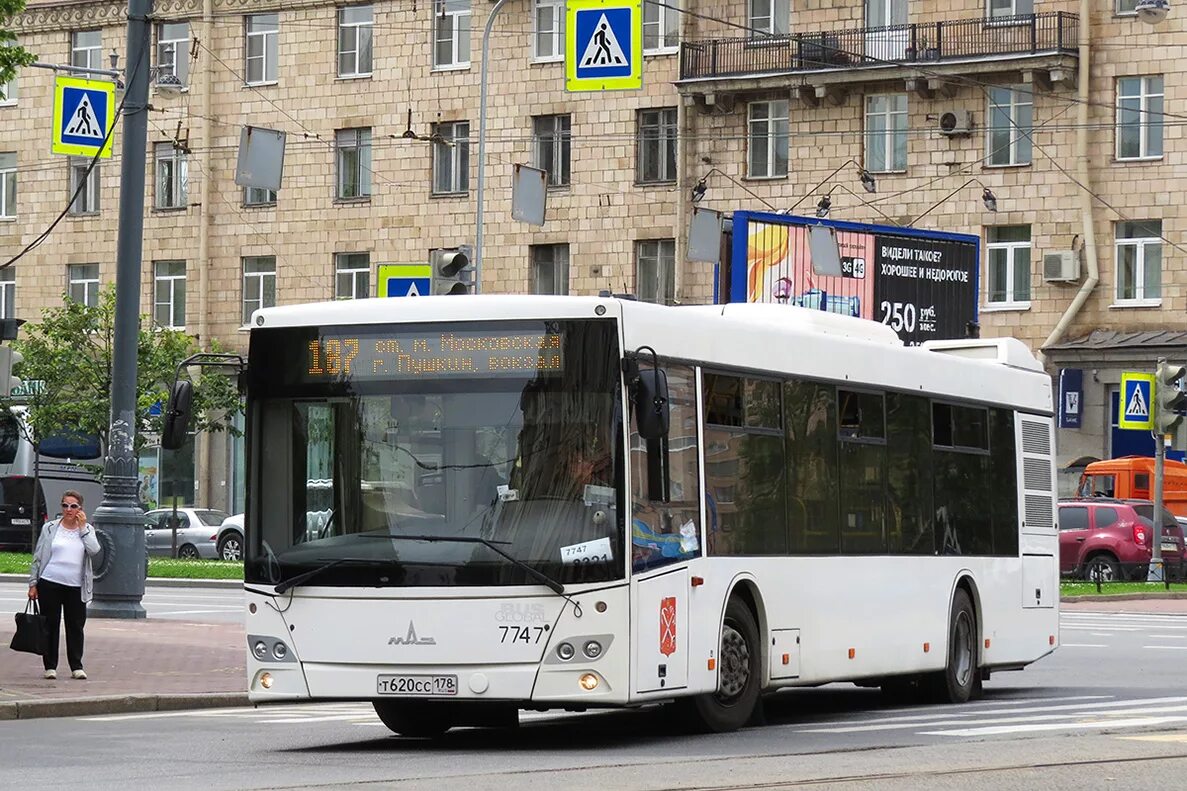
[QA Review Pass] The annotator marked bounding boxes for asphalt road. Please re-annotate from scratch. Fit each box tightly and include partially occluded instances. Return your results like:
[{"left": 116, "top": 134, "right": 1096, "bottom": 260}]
[
  {"left": 3, "top": 607, "right": 1187, "bottom": 789},
  {"left": 0, "top": 579, "right": 244, "bottom": 622}
]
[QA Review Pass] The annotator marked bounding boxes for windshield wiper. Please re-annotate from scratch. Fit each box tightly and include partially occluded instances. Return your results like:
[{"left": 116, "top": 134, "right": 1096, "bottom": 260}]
[
  {"left": 272, "top": 557, "right": 373, "bottom": 595},
  {"left": 361, "top": 533, "right": 567, "bottom": 594}
]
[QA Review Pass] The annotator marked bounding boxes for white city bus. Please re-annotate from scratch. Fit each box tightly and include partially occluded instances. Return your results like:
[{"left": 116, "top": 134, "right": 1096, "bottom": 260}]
[{"left": 237, "top": 296, "right": 1058, "bottom": 735}]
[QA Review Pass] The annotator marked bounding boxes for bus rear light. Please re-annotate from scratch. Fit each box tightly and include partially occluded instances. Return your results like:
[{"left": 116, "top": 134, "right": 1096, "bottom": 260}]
[
  {"left": 578, "top": 673, "right": 599, "bottom": 691},
  {"left": 707, "top": 658, "right": 716, "bottom": 671},
  {"left": 848, "top": 648, "right": 855, "bottom": 659},
  {"left": 691, "top": 576, "right": 704, "bottom": 587},
  {"left": 923, "top": 642, "right": 930, "bottom": 653}
]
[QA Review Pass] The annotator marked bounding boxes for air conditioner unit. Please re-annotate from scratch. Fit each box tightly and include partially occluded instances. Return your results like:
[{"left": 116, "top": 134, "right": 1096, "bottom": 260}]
[
  {"left": 1043, "top": 250, "right": 1081, "bottom": 283},
  {"left": 938, "top": 110, "right": 974, "bottom": 136}
]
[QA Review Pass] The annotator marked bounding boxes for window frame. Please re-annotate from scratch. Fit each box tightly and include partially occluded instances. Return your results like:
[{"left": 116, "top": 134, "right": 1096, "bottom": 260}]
[
  {"left": 986, "top": 86, "right": 1033, "bottom": 167},
  {"left": 0, "top": 152, "right": 14, "bottom": 219},
  {"left": 245, "top": 13, "right": 279, "bottom": 86},
  {"left": 335, "top": 127, "right": 373, "bottom": 200},
  {"left": 0, "top": 43, "right": 17, "bottom": 106},
  {"left": 156, "top": 22, "right": 190, "bottom": 86},
  {"left": 864, "top": 93, "right": 908, "bottom": 174},
  {"left": 532, "top": 0, "right": 565, "bottom": 62},
  {"left": 636, "top": 107, "right": 677, "bottom": 184},
  {"left": 432, "top": 0, "right": 472, "bottom": 71},
  {"left": 531, "top": 243, "right": 570, "bottom": 295},
  {"left": 67, "top": 263, "right": 100, "bottom": 307},
  {"left": 532, "top": 114, "right": 571, "bottom": 188},
  {"left": 0, "top": 268, "right": 13, "bottom": 320},
  {"left": 242, "top": 256, "right": 277, "bottom": 324},
  {"left": 432, "top": 121, "right": 471, "bottom": 195},
  {"left": 1114, "top": 221, "right": 1163, "bottom": 306},
  {"left": 334, "top": 252, "right": 371, "bottom": 300},
  {"left": 71, "top": 30, "right": 102, "bottom": 71},
  {"left": 153, "top": 259, "right": 187, "bottom": 329},
  {"left": 635, "top": 238, "right": 675, "bottom": 304},
  {"left": 1116, "top": 76, "right": 1164, "bottom": 161},
  {"left": 244, "top": 185, "right": 277, "bottom": 207},
  {"left": 68, "top": 158, "right": 101, "bottom": 216},
  {"left": 747, "top": 0, "right": 789, "bottom": 37},
  {"left": 985, "top": 225, "right": 1031, "bottom": 307},
  {"left": 986, "top": 0, "right": 1033, "bottom": 20},
  {"left": 154, "top": 142, "right": 188, "bottom": 210},
  {"left": 643, "top": 0, "right": 679, "bottom": 54},
  {"left": 747, "top": 100, "right": 789, "bottom": 179},
  {"left": 337, "top": 5, "right": 374, "bottom": 78}
]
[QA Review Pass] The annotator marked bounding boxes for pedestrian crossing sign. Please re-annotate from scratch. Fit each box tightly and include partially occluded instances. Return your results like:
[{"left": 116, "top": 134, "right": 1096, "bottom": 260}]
[
  {"left": 1119, "top": 372, "right": 1155, "bottom": 431},
  {"left": 378, "top": 264, "right": 432, "bottom": 298},
  {"left": 566, "top": 0, "right": 642, "bottom": 92},
  {"left": 51, "top": 76, "right": 115, "bottom": 158}
]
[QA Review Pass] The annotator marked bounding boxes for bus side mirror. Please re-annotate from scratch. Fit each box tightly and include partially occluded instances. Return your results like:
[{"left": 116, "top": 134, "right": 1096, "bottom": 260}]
[
  {"left": 161, "top": 379, "right": 194, "bottom": 451},
  {"left": 633, "top": 367, "right": 670, "bottom": 441}
]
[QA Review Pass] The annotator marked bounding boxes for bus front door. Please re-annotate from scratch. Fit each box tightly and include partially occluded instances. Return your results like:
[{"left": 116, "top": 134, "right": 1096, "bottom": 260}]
[{"left": 633, "top": 568, "right": 689, "bottom": 694}]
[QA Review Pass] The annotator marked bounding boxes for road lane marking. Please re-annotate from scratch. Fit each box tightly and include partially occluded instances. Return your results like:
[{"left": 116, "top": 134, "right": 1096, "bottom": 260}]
[
  {"left": 1144, "top": 645, "right": 1187, "bottom": 650},
  {"left": 1061, "top": 643, "right": 1108, "bottom": 648},
  {"left": 922, "top": 715, "right": 1187, "bottom": 737}
]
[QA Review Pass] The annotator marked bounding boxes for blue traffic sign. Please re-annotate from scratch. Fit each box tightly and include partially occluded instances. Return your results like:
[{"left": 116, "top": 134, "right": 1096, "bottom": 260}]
[
  {"left": 1119, "top": 372, "right": 1154, "bottom": 431},
  {"left": 566, "top": 0, "right": 642, "bottom": 92},
  {"left": 378, "top": 264, "right": 431, "bottom": 297},
  {"left": 51, "top": 76, "right": 115, "bottom": 158}
]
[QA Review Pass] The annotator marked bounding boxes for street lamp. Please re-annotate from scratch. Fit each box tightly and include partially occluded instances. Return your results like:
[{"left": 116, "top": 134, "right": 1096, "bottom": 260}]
[{"left": 1136, "top": 0, "right": 1170, "bottom": 24}]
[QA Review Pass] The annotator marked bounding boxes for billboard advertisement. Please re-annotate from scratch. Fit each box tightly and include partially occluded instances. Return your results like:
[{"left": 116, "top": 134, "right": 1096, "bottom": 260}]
[{"left": 729, "top": 212, "right": 980, "bottom": 346}]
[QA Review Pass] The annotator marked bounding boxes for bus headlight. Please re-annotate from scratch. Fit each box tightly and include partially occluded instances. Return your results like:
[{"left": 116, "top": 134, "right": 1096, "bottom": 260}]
[
  {"left": 579, "top": 673, "right": 599, "bottom": 691},
  {"left": 260, "top": 672, "right": 274, "bottom": 690},
  {"left": 556, "top": 642, "right": 575, "bottom": 661},
  {"left": 272, "top": 642, "right": 288, "bottom": 660},
  {"left": 583, "top": 640, "right": 602, "bottom": 659},
  {"left": 253, "top": 641, "right": 268, "bottom": 660}
]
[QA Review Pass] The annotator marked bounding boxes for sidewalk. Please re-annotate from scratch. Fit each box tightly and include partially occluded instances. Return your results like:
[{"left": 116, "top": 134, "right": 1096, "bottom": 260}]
[{"left": 0, "top": 617, "right": 247, "bottom": 720}]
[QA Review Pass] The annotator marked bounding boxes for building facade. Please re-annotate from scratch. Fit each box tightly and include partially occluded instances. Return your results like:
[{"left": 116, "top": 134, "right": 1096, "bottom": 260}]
[{"left": 1, "top": 0, "right": 1184, "bottom": 508}]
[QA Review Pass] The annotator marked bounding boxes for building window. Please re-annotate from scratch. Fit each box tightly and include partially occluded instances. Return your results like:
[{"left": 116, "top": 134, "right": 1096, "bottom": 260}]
[
  {"left": 157, "top": 22, "right": 190, "bottom": 86},
  {"left": 338, "top": 5, "right": 373, "bottom": 77},
  {"left": 643, "top": 0, "right": 679, "bottom": 52},
  {"left": 1115, "top": 220, "right": 1162, "bottom": 304},
  {"left": 242, "top": 256, "right": 276, "bottom": 323},
  {"left": 986, "top": 86, "right": 1032, "bottom": 166},
  {"left": 1116, "top": 0, "right": 1138, "bottom": 13},
  {"left": 0, "top": 268, "right": 13, "bottom": 319},
  {"left": 747, "top": 100, "right": 788, "bottom": 179},
  {"left": 531, "top": 244, "right": 569, "bottom": 295},
  {"left": 68, "top": 263, "right": 100, "bottom": 307},
  {"left": 244, "top": 186, "right": 276, "bottom": 206},
  {"left": 69, "top": 158, "right": 100, "bottom": 215},
  {"left": 71, "top": 30, "right": 102, "bottom": 71},
  {"left": 335, "top": 128, "right": 372, "bottom": 199},
  {"left": 637, "top": 108, "right": 677, "bottom": 184},
  {"left": 533, "top": 115, "right": 571, "bottom": 188},
  {"left": 153, "top": 260, "right": 186, "bottom": 328},
  {"left": 432, "top": 121, "right": 470, "bottom": 194},
  {"left": 748, "top": 0, "right": 789, "bottom": 36},
  {"left": 533, "top": 0, "right": 564, "bottom": 61},
  {"left": 986, "top": 225, "right": 1031, "bottom": 305},
  {"left": 865, "top": 94, "right": 907, "bottom": 173},
  {"left": 433, "top": 0, "right": 471, "bottom": 69},
  {"left": 245, "top": 13, "right": 279, "bottom": 85},
  {"left": 0, "top": 152, "right": 14, "bottom": 219},
  {"left": 988, "top": 0, "right": 1033, "bottom": 18},
  {"left": 0, "top": 43, "right": 17, "bottom": 105},
  {"left": 1117, "top": 76, "right": 1163, "bottom": 160},
  {"left": 335, "top": 253, "right": 370, "bottom": 299},
  {"left": 154, "top": 142, "right": 187, "bottom": 209},
  {"left": 636, "top": 239, "right": 675, "bottom": 304}
]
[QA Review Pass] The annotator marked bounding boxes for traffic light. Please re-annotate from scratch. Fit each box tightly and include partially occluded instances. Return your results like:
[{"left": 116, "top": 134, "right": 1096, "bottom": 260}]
[
  {"left": 430, "top": 246, "right": 473, "bottom": 295},
  {"left": 0, "top": 346, "right": 22, "bottom": 397},
  {"left": 1155, "top": 360, "right": 1187, "bottom": 434}
]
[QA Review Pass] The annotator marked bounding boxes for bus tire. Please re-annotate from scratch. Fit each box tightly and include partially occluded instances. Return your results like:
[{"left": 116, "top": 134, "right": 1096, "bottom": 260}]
[
  {"left": 692, "top": 597, "right": 762, "bottom": 733},
  {"left": 372, "top": 701, "right": 453, "bottom": 738},
  {"left": 930, "top": 588, "right": 978, "bottom": 705}
]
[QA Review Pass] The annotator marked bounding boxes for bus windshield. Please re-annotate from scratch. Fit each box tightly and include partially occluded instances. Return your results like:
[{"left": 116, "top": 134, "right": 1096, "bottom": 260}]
[{"left": 245, "top": 319, "right": 624, "bottom": 589}]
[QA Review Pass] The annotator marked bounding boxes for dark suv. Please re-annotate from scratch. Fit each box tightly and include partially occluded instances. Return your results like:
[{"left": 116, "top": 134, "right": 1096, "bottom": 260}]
[{"left": 1059, "top": 499, "right": 1186, "bottom": 581}]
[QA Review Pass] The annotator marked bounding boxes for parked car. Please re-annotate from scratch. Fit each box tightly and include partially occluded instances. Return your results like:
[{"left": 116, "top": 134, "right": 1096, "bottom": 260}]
[
  {"left": 217, "top": 513, "right": 244, "bottom": 561},
  {"left": 1058, "top": 499, "right": 1185, "bottom": 581},
  {"left": 144, "top": 508, "right": 231, "bottom": 559}
]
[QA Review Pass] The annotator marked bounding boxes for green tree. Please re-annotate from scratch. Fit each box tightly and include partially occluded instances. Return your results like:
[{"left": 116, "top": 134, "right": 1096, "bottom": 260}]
[
  {"left": 1, "top": 0, "right": 36, "bottom": 98},
  {"left": 7, "top": 287, "right": 242, "bottom": 459}
]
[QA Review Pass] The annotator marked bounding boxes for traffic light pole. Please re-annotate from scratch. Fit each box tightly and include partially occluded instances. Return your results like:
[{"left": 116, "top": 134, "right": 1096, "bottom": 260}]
[
  {"left": 1151, "top": 421, "right": 1165, "bottom": 581},
  {"left": 89, "top": 0, "right": 152, "bottom": 619}
]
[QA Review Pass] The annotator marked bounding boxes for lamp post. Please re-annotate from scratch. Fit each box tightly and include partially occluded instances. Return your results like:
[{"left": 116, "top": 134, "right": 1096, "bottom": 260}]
[
  {"left": 89, "top": 0, "right": 152, "bottom": 619},
  {"left": 473, "top": 0, "right": 510, "bottom": 292}
]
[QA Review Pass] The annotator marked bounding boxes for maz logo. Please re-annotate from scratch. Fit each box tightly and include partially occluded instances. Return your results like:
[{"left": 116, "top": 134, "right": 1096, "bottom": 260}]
[{"left": 389, "top": 621, "right": 437, "bottom": 646}]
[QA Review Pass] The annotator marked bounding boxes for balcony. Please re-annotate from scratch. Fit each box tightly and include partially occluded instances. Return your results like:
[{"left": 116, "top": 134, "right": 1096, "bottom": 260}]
[{"left": 678, "top": 13, "right": 1079, "bottom": 100}]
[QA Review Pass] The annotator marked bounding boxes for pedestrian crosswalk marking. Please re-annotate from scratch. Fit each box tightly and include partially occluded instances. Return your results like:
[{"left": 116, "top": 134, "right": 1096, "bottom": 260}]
[{"left": 579, "top": 14, "right": 628, "bottom": 68}]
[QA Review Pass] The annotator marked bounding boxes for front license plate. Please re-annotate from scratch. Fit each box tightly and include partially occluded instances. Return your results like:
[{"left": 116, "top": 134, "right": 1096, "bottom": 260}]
[{"left": 377, "top": 674, "right": 458, "bottom": 696}]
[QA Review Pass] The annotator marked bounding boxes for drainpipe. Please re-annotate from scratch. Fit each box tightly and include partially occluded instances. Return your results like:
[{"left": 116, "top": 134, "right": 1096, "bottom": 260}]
[
  {"left": 1041, "top": 1, "right": 1098, "bottom": 361},
  {"left": 674, "top": 98, "right": 688, "bottom": 303},
  {"left": 195, "top": 0, "right": 214, "bottom": 507}
]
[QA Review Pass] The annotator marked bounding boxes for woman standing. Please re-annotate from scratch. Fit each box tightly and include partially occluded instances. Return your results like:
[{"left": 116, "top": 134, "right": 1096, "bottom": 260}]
[{"left": 27, "top": 490, "right": 100, "bottom": 680}]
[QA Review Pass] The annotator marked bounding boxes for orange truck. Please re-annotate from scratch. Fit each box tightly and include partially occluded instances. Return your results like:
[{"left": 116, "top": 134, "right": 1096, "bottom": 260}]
[{"left": 1077, "top": 456, "right": 1187, "bottom": 518}]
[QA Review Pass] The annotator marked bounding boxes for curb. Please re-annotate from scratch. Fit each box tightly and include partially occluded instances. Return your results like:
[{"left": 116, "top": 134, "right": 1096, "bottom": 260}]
[
  {"left": 1062, "top": 592, "right": 1187, "bottom": 602},
  {"left": 0, "top": 692, "right": 250, "bottom": 721},
  {"left": 0, "top": 573, "right": 243, "bottom": 589}
]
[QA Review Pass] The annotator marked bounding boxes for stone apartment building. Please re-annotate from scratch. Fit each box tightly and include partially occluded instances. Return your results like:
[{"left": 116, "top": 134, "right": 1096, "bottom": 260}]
[{"left": 0, "top": 0, "right": 1183, "bottom": 508}]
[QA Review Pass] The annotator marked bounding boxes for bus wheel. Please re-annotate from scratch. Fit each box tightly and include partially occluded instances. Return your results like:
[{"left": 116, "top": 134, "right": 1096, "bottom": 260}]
[
  {"left": 372, "top": 701, "right": 453, "bottom": 738},
  {"left": 930, "top": 589, "right": 978, "bottom": 704},
  {"left": 693, "top": 597, "right": 761, "bottom": 732}
]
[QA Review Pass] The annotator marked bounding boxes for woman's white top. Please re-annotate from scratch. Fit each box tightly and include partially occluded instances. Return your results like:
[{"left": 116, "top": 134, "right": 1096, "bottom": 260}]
[{"left": 39, "top": 525, "right": 86, "bottom": 588}]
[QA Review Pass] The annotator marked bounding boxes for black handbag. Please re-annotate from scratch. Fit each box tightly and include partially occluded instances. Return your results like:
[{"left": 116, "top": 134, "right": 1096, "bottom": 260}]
[{"left": 10, "top": 599, "right": 47, "bottom": 656}]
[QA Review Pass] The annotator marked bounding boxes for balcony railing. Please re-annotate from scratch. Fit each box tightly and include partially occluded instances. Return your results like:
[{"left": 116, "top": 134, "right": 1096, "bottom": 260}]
[{"left": 680, "top": 12, "right": 1078, "bottom": 81}]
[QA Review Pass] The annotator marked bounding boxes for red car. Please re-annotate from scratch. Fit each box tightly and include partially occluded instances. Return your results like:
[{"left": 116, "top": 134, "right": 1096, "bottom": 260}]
[{"left": 1059, "top": 499, "right": 1186, "bottom": 581}]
